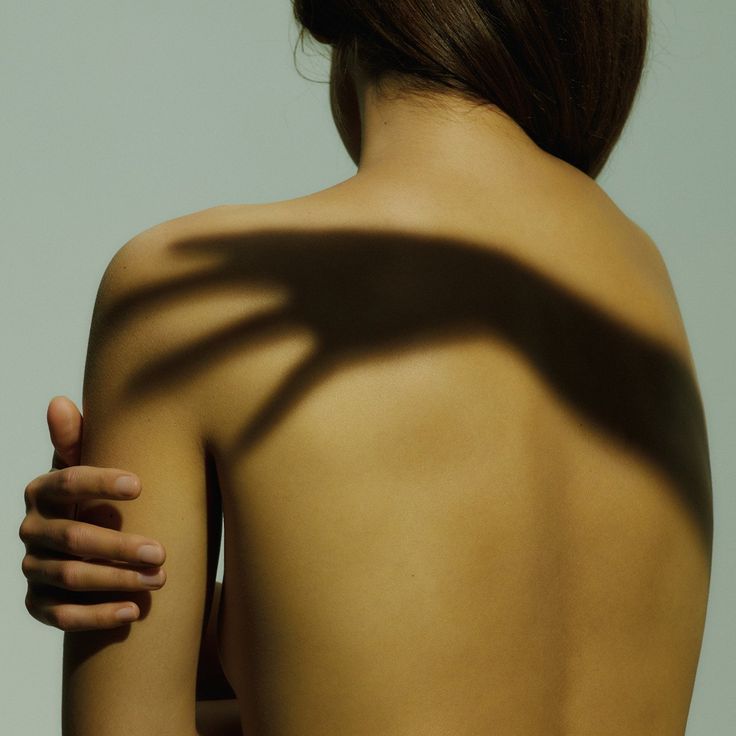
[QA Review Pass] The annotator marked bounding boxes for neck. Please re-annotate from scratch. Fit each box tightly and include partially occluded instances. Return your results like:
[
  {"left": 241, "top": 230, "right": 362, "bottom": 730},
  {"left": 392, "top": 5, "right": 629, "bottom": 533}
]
[{"left": 352, "top": 69, "right": 544, "bottom": 181}]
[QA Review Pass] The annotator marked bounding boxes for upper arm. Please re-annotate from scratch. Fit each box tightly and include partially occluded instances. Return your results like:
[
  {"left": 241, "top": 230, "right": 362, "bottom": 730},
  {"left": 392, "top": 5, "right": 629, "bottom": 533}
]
[{"left": 62, "top": 234, "right": 210, "bottom": 736}]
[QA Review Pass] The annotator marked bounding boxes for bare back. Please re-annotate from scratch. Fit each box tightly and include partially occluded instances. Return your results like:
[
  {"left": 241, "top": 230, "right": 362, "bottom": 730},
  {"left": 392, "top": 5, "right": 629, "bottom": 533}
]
[{"left": 165, "top": 165, "right": 711, "bottom": 735}]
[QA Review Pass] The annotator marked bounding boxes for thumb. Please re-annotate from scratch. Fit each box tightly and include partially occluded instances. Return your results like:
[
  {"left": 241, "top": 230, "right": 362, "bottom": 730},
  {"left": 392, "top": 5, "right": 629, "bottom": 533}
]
[{"left": 47, "top": 395, "right": 83, "bottom": 469}]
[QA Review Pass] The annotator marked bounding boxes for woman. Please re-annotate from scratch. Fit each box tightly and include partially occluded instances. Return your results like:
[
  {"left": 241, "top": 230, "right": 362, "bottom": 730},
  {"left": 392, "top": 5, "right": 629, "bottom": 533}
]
[{"left": 19, "top": 1, "right": 713, "bottom": 735}]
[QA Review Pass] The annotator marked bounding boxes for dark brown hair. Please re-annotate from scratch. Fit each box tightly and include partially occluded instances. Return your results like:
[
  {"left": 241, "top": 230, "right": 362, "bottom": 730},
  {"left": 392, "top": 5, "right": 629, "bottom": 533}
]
[{"left": 293, "top": 0, "right": 650, "bottom": 179}]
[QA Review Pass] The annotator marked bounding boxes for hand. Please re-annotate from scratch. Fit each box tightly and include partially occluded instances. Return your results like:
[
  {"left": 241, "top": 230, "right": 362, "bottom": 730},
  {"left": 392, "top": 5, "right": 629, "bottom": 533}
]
[{"left": 19, "top": 395, "right": 167, "bottom": 631}]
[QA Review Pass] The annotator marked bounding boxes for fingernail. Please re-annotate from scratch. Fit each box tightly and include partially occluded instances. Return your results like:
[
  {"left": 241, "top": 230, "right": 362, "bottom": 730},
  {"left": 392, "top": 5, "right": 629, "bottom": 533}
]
[
  {"left": 116, "top": 607, "right": 138, "bottom": 622},
  {"left": 115, "top": 475, "right": 139, "bottom": 496},
  {"left": 138, "top": 569, "right": 164, "bottom": 587},
  {"left": 138, "top": 544, "right": 164, "bottom": 565}
]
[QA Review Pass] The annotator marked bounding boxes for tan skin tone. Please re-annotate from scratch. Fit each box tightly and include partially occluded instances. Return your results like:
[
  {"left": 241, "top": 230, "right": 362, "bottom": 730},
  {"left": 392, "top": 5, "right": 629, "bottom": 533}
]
[
  {"left": 21, "top": 50, "right": 536, "bottom": 633},
  {"left": 20, "top": 42, "right": 709, "bottom": 736},
  {"left": 18, "top": 50, "right": 376, "bottom": 735},
  {"left": 19, "top": 45, "right": 566, "bottom": 626},
  {"left": 21, "top": 396, "right": 239, "bottom": 734},
  {"left": 20, "top": 50, "right": 538, "bottom": 631}
]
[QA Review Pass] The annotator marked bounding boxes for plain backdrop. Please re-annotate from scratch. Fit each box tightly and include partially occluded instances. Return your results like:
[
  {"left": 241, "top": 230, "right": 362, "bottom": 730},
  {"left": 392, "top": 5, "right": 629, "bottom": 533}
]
[{"left": 1, "top": 1, "right": 733, "bottom": 733}]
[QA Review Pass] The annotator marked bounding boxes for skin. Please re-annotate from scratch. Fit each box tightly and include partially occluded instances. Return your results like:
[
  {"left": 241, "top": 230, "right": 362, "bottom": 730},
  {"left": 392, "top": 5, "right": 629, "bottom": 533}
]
[
  {"left": 21, "top": 38, "right": 704, "bottom": 736},
  {"left": 331, "top": 44, "right": 546, "bottom": 181},
  {"left": 21, "top": 395, "right": 165, "bottom": 630},
  {"left": 20, "top": 395, "right": 237, "bottom": 734},
  {"left": 22, "top": 48, "right": 528, "bottom": 636},
  {"left": 17, "top": 47, "right": 376, "bottom": 730},
  {"left": 18, "top": 48, "right": 375, "bottom": 636},
  {"left": 19, "top": 50, "right": 571, "bottom": 735}
]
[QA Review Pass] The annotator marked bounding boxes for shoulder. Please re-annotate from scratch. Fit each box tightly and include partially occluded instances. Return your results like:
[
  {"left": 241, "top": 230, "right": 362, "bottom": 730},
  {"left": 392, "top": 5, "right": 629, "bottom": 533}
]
[
  {"left": 597, "top": 209, "right": 693, "bottom": 360},
  {"left": 87, "top": 203, "right": 286, "bottom": 405},
  {"left": 99, "top": 205, "right": 238, "bottom": 292},
  {"left": 540, "top": 177, "right": 692, "bottom": 358},
  {"left": 94, "top": 203, "right": 273, "bottom": 319},
  {"left": 97, "top": 193, "right": 347, "bottom": 317},
  {"left": 88, "top": 206, "right": 230, "bottom": 375}
]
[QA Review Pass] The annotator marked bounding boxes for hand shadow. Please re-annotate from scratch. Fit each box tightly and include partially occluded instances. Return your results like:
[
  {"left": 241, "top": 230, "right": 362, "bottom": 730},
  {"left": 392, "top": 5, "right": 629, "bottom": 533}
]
[{"left": 98, "top": 226, "right": 713, "bottom": 559}]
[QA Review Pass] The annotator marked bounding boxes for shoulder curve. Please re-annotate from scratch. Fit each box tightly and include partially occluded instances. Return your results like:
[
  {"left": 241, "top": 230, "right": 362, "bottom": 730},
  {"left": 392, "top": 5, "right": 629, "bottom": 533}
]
[
  {"left": 619, "top": 219, "right": 698, "bottom": 373},
  {"left": 90, "top": 201, "right": 271, "bottom": 371},
  {"left": 99, "top": 204, "right": 245, "bottom": 298}
]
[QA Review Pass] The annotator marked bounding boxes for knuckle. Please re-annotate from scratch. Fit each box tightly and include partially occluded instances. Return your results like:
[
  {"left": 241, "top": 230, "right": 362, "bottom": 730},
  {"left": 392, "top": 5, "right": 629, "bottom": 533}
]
[
  {"left": 18, "top": 519, "right": 34, "bottom": 544},
  {"left": 57, "top": 467, "right": 78, "bottom": 495},
  {"left": 59, "top": 562, "right": 82, "bottom": 589},
  {"left": 25, "top": 593, "right": 48, "bottom": 626},
  {"left": 114, "top": 537, "right": 130, "bottom": 562},
  {"left": 61, "top": 523, "right": 86, "bottom": 553},
  {"left": 94, "top": 608, "right": 112, "bottom": 629},
  {"left": 51, "top": 607, "right": 73, "bottom": 631},
  {"left": 21, "top": 554, "right": 35, "bottom": 578}
]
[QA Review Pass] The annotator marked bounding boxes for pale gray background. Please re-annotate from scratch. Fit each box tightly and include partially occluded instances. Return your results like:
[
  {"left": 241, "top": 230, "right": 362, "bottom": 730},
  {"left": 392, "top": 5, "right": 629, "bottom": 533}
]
[{"left": 1, "top": 1, "right": 733, "bottom": 733}]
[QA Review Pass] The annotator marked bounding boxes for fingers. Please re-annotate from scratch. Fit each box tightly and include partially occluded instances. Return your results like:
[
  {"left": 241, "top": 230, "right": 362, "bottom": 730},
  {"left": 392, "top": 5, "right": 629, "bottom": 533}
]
[
  {"left": 19, "top": 517, "right": 166, "bottom": 566},
  {"left": 26, "top": 466, "right": 142, "bottom": 509},
  {"left": 25, "top": 586, "right": 141, "bottom": 631},
  {"left": 47, "top": 396, "right": 83, "bottom": 469},
  {"left": 22, "top": 554, "right": 166, "bottom": 592}
]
